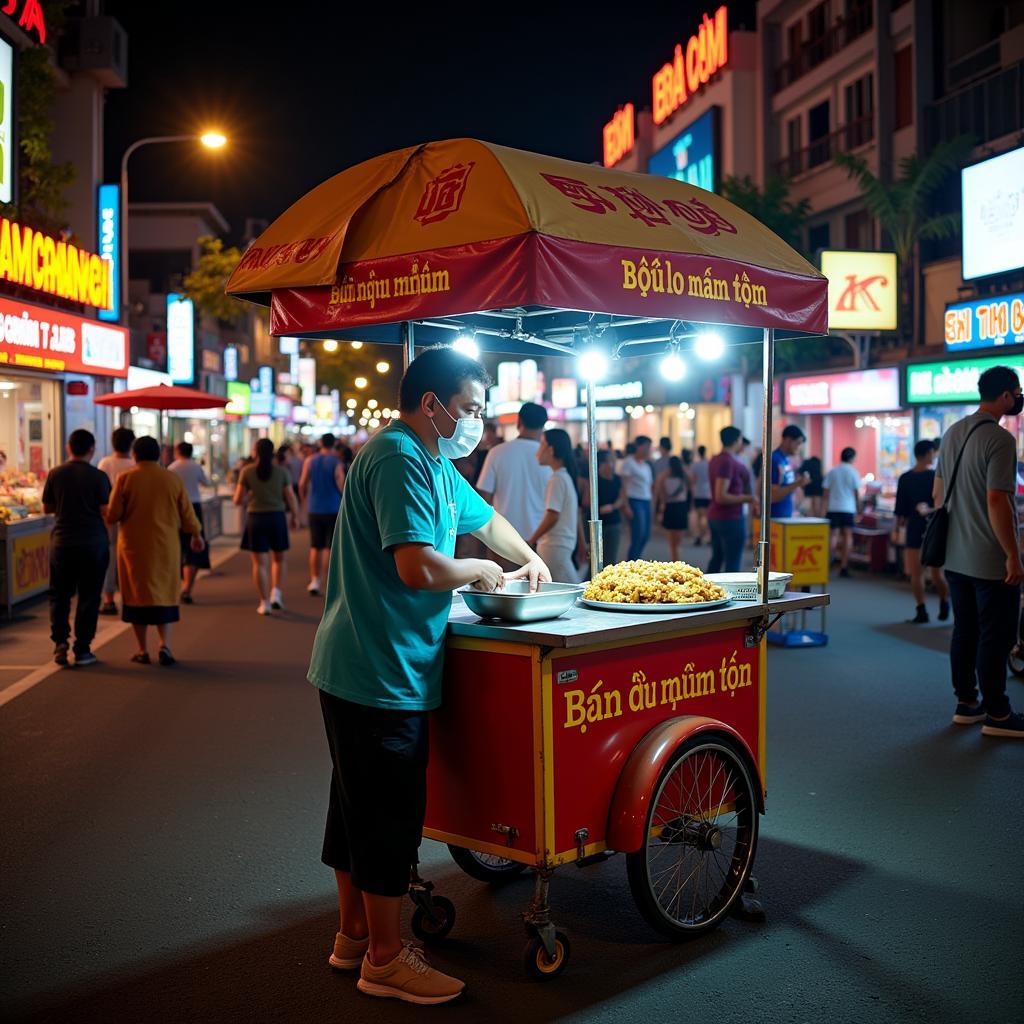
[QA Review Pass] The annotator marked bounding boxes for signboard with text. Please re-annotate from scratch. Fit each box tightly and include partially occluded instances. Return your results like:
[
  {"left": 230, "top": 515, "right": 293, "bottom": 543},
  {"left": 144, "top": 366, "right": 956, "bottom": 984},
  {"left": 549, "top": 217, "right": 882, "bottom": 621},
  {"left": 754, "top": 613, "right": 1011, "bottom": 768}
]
[
  {"left": 905, "top": 354, "right": 1024, "bottom": 405},
  {"left": 944, "top": 293, "right": 1024, "bottom": 352},
  {"left": 652, "top": 6, "right": 729, "bottom": 126},
  {"left": 648, "top": 107, "right": 719, "bottom": 193},
  {"left": 783, "top": 368, "right": 900, "bottom": 414},
  {"left": 961, "top": 146, "right": 1024, "bottom": 281},
  {"left": 0, "top": 36, "right": 13, "bottom": 205},
  {"left": 225, "top": 381, "right": 251, "bottom": 416},
  {"left": 821, "top": 250, "right": 898, "bottom": 331},
  {"left": 0, "top": 294, "right": 127, "bottom": 377},
  {"left": 96, "top": 184, "right": 119, "bottom": 321},
  {"left": 166, "top": 293, "right": 195, "bottom": 384},
  {"left": 602, "top": 105, "right": 635, "bottom": 168}
]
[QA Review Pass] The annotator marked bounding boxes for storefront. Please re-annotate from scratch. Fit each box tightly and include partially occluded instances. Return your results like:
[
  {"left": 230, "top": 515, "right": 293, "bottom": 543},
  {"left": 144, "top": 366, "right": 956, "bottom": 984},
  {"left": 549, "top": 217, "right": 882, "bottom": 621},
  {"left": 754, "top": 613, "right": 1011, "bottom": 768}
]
[
  {"left": 782, "top": 367, "right": 909, "bottom": 507},
  {"left": 0, "top": 295, "right": 128, "bottom": 608}
]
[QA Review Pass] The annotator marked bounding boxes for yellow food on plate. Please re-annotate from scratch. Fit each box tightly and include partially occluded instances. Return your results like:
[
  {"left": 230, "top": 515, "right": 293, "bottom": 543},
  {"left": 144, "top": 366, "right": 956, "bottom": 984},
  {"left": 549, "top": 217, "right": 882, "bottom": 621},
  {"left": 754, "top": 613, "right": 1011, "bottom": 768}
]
[{"left": 584, "top": 560, "right": 727, "bottom": 605}]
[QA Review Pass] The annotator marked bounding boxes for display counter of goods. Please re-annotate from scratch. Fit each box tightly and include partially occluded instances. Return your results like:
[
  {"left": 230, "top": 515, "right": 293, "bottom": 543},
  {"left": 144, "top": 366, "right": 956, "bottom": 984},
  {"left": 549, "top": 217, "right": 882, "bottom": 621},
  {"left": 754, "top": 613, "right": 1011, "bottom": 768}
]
[
  {"left": 1, "top": 511, "right": 54, "bottom": 611},
  {"left": 0, "top": 470, "right": 44, "bottom": 524}
]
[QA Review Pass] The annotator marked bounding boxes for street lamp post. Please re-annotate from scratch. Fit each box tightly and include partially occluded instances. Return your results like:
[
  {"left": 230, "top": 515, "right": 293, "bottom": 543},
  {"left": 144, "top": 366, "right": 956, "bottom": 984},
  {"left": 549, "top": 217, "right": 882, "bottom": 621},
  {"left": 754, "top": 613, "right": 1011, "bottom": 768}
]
[{"left": 118, "top": 132, "right": 228, "bottom": 324}]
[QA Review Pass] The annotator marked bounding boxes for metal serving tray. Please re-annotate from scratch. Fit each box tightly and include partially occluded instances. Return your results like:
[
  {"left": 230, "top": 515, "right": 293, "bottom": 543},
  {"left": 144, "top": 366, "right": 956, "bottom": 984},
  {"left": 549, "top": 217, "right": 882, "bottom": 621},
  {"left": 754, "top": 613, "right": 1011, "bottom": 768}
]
[
  {"left": 458, "top": 581, "right": 584, "bottom": 623},
  {"left": 579, "top": 595, "right": 731, "bottom": 613}
]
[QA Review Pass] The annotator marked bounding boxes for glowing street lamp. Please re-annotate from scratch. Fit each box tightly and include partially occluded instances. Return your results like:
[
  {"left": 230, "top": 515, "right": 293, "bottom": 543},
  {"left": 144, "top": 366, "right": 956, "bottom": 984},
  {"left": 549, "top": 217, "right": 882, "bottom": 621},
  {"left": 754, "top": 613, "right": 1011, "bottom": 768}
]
[
  {"left": 354, "top": 376, "right": 368, "bottom": 389},
  {"left": 200, "top": 131, "right": 228, "bottom": 149},
  {"left": 376, "top": 360, "right": 390, "bottom": 373},
  {"left": 323, "top": 339, "right": 339, "bottom": 353}
]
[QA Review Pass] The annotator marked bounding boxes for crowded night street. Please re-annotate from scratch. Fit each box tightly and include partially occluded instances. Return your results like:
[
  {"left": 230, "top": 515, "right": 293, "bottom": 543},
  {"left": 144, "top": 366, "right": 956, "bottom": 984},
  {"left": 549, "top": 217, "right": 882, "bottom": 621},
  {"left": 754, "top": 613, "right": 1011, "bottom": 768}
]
[{"left": 3, "top": 2, "right": 1024, "bottom": 1022}]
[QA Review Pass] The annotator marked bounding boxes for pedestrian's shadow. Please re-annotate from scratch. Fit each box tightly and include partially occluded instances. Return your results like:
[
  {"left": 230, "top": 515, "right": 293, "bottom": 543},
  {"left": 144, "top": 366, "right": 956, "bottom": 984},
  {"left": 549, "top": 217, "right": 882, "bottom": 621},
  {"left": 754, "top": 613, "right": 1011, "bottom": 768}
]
[{"left": 872, "top": 621, "right": 952, "bottom": 655}]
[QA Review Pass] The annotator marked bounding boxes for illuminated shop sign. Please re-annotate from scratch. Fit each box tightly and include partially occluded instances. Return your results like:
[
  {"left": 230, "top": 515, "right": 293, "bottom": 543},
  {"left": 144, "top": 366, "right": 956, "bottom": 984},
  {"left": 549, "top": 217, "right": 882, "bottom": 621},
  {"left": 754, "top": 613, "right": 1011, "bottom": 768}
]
[
  {"left": 0, "top": 293, "right": 127, "bottom": 377},
  {"left": 652, "top": 6, "right": 729, "bottom": 127},
  {"left": 166, "top": 293, "right": 195, "bottom": 384},
  {"left": 648, "top": 107, "right": 719, "bottom": 192},
  {"left": 821, "top": 250, "right": 898, "bottom": 332},
  {"left": 581, "top": 380, "right": 644, "bottom": 402},
  {"left": 223, "top": 345, "right": 238, "bottom": 381},
  {"left": 944, "top": 293, "right": 1024, "bottom": 352},
  {"left": 783, "top": 368, "right": 900, "bottom": 414},
  {"left": 0, "top": 36, "right": 13, "bottom": 204},
  {"left": 258, "top": 363, "right": 275, "bottom": 395},
  {"left": 96, "top": 184, "right": 119, "bottom": 321},
  {"left": 225, "top": 381, "right": 250, "bottom": 415},
  {"left": 905, "top": 354, "right": 1024, "bottom": 405},
  {"left": 551, "top": 378, "right": 578, "bottom": 409},
  {"left": 961, "top": 146, "right": 1024, "bottom": 281},
  {"left": 278, "top": 335, "right": 299, "bottom": 355},
  {"left": 0, "top": 216, "right": 113, "bottom": 308},
  {"left": 1, "top": 0, "right": 46, "bottom": 44},
  {"left": 602, "top": 104, "right": 635, "bottom": 168}
]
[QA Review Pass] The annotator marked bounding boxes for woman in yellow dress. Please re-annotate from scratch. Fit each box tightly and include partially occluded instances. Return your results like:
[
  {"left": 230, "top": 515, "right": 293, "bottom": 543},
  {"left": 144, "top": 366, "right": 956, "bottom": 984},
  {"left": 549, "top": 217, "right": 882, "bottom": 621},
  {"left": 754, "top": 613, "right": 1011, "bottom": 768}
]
[{"left": 106, "top": 436, "right": 205, "bottom": 665}]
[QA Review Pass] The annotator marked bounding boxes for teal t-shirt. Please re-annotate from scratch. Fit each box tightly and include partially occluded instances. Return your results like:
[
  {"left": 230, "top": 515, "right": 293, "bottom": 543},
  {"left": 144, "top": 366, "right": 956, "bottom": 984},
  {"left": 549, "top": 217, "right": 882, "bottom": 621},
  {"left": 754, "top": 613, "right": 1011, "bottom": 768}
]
[{"left": 307, "top": 420, "right": 494, "bottom": 711}]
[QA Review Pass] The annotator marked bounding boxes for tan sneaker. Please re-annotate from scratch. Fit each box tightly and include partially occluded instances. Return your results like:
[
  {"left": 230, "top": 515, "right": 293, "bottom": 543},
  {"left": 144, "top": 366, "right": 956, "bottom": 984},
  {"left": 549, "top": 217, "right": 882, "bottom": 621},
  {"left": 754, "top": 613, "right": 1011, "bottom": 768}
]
[
  {"left": 357, "top": 943, "right": 465, "bottom": 1005},
  {"left": 328, "top": 931, "right": 370, "bottom": 970}
]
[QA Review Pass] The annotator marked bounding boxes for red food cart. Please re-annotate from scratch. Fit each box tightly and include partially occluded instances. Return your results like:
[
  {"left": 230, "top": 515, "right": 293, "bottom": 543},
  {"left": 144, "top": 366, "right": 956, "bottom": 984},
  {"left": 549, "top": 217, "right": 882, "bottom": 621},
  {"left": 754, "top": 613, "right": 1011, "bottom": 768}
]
[{"left": 226, "top": 138, "right": 831, "bottom": 978}]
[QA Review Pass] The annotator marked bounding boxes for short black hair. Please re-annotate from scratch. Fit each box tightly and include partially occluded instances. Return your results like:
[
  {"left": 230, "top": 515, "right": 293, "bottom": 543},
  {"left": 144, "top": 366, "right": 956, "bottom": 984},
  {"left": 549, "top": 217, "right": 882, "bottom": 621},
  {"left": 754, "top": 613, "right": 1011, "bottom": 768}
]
[
  {"left": 398, "top": 345, "right": 491, "bottom": 412},
  {"left": 698, "top": 445, "right": 707, "bottom": 457},
  {"left": 320, "top": 433, "right": 335, "bottom": 449},
  {"left": 176, "top": 441, "right": 194, "bottom": 459},
  {"left": 518, "top": 401, "right": 548, "bottom": 430},
  {"left": 659, "top": 436, "right": 672, "bottom": 450},
  {"left": 111, "top": 427, "right": 135, "bottom": 454},
  {"left": 68, "top": 429, "right": 95, "bottom": 457},
  {"left": 597, "top": 448, "right": 614, "bottom": 466},
  {"left": 782, "top": 424, "right": 806, "bottom": 441},
  {"left": 914, "top": 439, "right": 935, "bottom": 459},
  {"left": 978, "top": 365, "right": 1020, "bottom": 401},
  {"left": 720, "top": 425, "right": 742, "bottom": 447},
  {"left": 634, "top": 435, "right": 652, "bottom": 449},
  {"left": 841, "top": 447, "right": 856, "bottom": 462},
  {"left": 133, "top": 435, "right": 161, "bottom": 462}
]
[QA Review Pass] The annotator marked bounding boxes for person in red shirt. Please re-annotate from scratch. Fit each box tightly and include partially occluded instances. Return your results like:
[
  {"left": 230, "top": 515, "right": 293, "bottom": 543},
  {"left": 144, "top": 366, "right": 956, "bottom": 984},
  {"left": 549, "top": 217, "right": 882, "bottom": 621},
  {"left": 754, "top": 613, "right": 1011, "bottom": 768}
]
[{"left": 707, "top": 426, "right": 754, "bottom": 573}]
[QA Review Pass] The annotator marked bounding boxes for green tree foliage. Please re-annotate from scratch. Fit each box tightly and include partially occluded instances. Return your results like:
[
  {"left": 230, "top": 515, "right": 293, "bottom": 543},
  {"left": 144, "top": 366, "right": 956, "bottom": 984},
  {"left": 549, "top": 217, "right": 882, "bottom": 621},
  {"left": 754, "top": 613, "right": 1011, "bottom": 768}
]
[
  {"left": 1, "top": 2, "right": 77, "bottom": 234},
  {"left": 834, "top": 136, "right": 974, "bottom": 343},
  {"left": 183, "top": 235, "right": 259, "bottom": 323},
  {"left": 719, "top": 175, "right": 811, "bottom": 256}
]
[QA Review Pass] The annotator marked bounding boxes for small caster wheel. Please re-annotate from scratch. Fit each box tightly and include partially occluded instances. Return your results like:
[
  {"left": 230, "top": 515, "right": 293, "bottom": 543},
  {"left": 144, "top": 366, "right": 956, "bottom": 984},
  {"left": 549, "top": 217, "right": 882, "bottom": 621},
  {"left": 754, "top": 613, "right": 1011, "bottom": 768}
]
[
  {"left": 410, "top": 895, "right": 455, "bottom": 943},
  {"left": 523, "top": 930, "right": 570, "bottom": 980}
]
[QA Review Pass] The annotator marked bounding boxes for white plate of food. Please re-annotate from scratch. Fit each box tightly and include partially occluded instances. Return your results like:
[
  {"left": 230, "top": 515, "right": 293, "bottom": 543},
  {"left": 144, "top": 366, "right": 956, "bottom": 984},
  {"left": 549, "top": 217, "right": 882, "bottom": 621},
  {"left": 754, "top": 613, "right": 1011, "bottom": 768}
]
[{"left": 581, "top": 559, "right": 730, "bottom": 614}]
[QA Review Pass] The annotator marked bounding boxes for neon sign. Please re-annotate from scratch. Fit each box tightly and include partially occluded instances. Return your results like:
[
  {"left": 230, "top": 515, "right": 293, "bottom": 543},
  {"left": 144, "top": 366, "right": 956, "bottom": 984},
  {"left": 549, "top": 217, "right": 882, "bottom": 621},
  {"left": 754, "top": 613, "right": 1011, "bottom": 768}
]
[
  {"left": 97, "top": 184, "right": 120, "bottom": 322},
  {"left": 0, "top": 217, "right": 112, "bottom": 309},
  {"left": 602, "top": 104, "right": 635, "bottom": 168},
  {"left": 652, "top": 6, "right": 729, "bottom": 127},
  {"left": 1, "top": 0, "right": 46, "bottom": 45}
]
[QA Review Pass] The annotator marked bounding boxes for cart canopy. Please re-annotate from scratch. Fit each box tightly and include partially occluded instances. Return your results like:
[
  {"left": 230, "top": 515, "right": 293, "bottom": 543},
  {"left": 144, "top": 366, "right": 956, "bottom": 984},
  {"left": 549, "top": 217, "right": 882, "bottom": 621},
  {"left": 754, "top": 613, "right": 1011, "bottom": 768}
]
[{"left": 225, "top": 139, "right": 828, "bottom": 345}]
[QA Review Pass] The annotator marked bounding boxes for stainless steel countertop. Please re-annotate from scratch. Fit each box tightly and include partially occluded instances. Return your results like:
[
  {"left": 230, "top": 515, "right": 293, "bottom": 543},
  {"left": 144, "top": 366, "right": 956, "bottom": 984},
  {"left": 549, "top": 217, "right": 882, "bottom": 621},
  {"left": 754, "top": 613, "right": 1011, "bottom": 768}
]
[{"left": 447, "top": 591, "right": 829, "bottom": 648}]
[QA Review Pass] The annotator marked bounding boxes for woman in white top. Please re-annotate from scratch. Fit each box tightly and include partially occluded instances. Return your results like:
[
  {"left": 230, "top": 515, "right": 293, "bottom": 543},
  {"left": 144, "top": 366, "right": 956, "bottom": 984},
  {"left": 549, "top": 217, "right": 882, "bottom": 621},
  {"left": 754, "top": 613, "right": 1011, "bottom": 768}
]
[
  {"left": 527, "top": 429, "right": 582, "bottom": 584},
  {"left": 97, "top": 427, "right": 136, "bottom": 615},
  {"left": 168, "top": 441, "right": 211, "bottom": 602},
  {"left": 654, "top": 455, "right": 691, "bottom": 561}
]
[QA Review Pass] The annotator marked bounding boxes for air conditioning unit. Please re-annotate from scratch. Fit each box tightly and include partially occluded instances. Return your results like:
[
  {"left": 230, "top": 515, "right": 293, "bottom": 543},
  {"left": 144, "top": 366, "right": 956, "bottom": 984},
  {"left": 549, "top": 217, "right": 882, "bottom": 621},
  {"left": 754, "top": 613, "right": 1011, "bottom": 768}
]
[{"left": 60, "top": 16, "right": 128, "bottom": 89}]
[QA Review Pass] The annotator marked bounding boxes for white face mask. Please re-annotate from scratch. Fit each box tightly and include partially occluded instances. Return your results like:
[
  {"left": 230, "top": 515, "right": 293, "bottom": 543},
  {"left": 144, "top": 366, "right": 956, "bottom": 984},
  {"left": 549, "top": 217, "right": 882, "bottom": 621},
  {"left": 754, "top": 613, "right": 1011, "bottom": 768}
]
[{"left": 429, "top": 396, "right": 484, "bottom": 460}]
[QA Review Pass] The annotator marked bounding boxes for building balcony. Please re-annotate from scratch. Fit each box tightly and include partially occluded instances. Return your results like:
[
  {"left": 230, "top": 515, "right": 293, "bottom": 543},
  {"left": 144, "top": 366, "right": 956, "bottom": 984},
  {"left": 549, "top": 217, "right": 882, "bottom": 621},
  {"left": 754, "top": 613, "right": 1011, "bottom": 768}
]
[
  {"left": 774, "top": 114, "right": 875, "bottom": 178},
  {"left": 924, "top": 59, "right": 1024, "bottom": 149},
  {"left": 772, "top": 3, "right": 873, "bottom": 93}
]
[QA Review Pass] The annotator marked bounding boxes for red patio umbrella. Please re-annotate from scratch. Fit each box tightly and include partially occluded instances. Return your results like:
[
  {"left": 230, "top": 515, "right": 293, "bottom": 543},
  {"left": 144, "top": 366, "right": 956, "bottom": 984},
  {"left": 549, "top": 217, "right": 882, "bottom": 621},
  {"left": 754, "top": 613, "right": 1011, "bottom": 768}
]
[{"left": 94, "top": 384, "right": 229, "bottom": 410}]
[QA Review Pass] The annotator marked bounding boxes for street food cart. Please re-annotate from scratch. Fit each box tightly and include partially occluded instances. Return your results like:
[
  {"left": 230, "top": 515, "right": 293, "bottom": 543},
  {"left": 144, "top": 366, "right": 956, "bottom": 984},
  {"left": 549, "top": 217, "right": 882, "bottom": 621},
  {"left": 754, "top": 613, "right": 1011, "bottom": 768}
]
[{"left": 226, "top": 139, "right": 831, "bottom": 977}]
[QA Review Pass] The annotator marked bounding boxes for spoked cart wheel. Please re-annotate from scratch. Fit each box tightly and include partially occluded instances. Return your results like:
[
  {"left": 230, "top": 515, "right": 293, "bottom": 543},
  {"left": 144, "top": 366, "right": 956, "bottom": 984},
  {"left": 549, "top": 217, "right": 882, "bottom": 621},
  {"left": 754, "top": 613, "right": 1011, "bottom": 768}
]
[
  {"left": 448, "top": 845, "right": 528, "bottom": 883},
  {"left": 410, "top": 895, "right": 456, "bottom": 943},
  {"left": 626, "top": 736, "right": 759, "bottom": 939}
]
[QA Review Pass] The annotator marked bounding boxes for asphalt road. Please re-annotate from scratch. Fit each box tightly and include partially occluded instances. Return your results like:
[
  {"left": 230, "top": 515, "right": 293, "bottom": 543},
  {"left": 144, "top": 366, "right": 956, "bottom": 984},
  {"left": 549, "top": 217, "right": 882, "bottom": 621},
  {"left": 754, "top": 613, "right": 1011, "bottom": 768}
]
[{"left": 1, "top": 530, "right": 1022, "bottom": 1024}]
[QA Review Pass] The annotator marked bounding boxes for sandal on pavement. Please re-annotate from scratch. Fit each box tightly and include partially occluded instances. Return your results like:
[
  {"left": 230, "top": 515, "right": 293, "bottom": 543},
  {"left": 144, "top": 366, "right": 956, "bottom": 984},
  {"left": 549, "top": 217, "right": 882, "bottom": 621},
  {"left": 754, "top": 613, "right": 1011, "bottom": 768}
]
[
  {"left": 158, "top": 646, "right": 176, "bottom": 666},
  {"left": 131, "top": 652, "right": 151, "bottom": 664}
]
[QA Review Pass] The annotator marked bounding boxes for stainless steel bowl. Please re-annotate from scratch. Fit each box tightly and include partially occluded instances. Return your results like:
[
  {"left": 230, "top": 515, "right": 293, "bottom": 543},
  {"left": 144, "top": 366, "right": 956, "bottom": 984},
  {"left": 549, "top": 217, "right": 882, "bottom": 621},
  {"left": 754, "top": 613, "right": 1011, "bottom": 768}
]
[{"left": 458, "top": 580, "right": 584, "bottom": 623}]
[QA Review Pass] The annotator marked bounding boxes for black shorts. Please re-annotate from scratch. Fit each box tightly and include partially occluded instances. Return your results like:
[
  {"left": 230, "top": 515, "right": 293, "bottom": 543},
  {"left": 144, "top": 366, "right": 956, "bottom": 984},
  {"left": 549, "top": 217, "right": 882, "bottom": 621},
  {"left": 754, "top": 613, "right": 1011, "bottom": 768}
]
[
  {"left": 663, "top": 501, "right": 690, "bottom": 530},
  {"left": 241, "top": 510, "right": 290, "bottom": 553},
  {"left": 828, "top": 512, "right": 855, "bottom": 530},
  {"left": 904, "top": 517, "right": 926, "bottom": 550},
  {"left": 309, "top": 512, "right": 338, "bottom": 550},
  {"left": 319, "top": 690, "right": 428, "bottom": 897},
  {"left": 694, "top": 498, "right": 711, "bottom": 509}
]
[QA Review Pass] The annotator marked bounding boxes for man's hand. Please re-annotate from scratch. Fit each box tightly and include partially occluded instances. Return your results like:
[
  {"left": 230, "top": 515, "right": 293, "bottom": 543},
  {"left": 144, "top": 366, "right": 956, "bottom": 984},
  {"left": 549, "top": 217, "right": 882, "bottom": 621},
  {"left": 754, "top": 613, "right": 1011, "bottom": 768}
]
[
  {"left": 289, "top": 514, "right": 299, "bottom": 531},
  {"left": 504, "top": 556, "right": 552, "bottom": 592},
  {"left": 471, "top": 559, "right": 505, "bottom": 593},
  {"left": 190, "top": 534, "right": 206, "bottom": 553},
  {"left": 622, "top": 504, "right": 634, "bottom": 520},
  {"left": 1006, "top": 554, "right": 1024, "bottom": 586},
  {"left": 798, "top": 472, "right": 812, "bottom": 487}
]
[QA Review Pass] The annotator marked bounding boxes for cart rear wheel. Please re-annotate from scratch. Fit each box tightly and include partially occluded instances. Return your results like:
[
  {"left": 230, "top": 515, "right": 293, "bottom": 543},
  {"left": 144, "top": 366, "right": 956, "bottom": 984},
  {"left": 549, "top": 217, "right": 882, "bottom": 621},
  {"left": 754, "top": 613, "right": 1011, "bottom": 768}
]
[
  {"left": 447, "top": 845, "right": 528, "bottom": 883},
  {"left": 523, "top": 931, "right": 570, "bottom": 980},
  {"left": 410, "top": 895, "right": 455, "bottom": 943},
  {"left": 1009, "top": 644, "right": 1024, "bottom": 678},
  {"left": 626, "top": 736, "right": 758, "bottom": 940}
]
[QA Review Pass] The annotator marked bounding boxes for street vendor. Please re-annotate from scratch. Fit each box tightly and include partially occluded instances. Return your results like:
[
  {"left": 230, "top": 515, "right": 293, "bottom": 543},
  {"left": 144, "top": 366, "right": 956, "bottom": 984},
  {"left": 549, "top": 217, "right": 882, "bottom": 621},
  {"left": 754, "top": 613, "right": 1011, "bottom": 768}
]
[{"left": 307, "top": 345, "right": 551, "bottom": 1005}]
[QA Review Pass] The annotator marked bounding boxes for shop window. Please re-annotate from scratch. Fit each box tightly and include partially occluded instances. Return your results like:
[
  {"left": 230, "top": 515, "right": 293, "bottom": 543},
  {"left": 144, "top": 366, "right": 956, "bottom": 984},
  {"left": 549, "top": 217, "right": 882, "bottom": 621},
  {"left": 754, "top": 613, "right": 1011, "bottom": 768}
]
[
  {"left": 808, "top": 100, "right": 831, "bottom": 167},
  {"left": 894, "top": 45, "right": 913, "bottom": 129},
  {"left": 843, "top": 72, "right": 874, "bottom": 149},
  {"left": 808, "top": 223, "right": 831, "bottom": 253},
  {"left": 844, "top": 209, "right": 874, "bottom": 249}
]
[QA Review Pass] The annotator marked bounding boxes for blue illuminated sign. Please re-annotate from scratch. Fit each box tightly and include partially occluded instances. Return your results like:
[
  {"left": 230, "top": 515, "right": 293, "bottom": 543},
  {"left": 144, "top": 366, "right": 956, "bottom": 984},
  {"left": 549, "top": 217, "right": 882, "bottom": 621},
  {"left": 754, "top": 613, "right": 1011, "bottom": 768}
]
[
  {"left": 224, "top": 345, "right": 238, "bottom": 381},
  {"left": 944, "top": 292, "right": 1024, "bottom": 352},
  {"left": 166, "top": 293, "right": 195, "bottom": 384},
  {"left": 258, "top": 364, "right": 275, "bottom": 396},
  {"left": 97, "top": 184, "right": 120, "bottom": 322},
  {"left": 647, "top": 107, "right": 719, "bottom": 192}
]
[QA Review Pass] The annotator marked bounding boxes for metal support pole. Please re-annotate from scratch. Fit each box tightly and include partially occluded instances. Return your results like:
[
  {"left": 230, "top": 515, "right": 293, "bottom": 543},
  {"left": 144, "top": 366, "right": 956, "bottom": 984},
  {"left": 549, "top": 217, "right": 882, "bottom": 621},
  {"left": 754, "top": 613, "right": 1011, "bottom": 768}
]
[
  {"left": 586, "top": 379, "right": 603, "bottom": 578},
  {"left": 402, "top": 320, "right": 415, "bottom": 370},
  {"left": 757, "top": 328, "right": 775, "bottom": 609}
]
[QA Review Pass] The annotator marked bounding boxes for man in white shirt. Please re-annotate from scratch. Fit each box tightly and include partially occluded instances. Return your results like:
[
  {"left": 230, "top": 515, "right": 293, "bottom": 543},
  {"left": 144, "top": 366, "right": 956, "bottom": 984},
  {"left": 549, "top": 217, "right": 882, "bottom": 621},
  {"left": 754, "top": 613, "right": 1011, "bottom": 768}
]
[
  {"left": 620, "top": 435, "right": 654, "bottom": 560},
  {"left": 96, "top": 427, "right": 135, "bottom": 615},
  {"left": 477, "top": 402, "right": 551, "bottom": 566},
  {"left": 823, "top": 447, "right": 861, "bottom": 578}
]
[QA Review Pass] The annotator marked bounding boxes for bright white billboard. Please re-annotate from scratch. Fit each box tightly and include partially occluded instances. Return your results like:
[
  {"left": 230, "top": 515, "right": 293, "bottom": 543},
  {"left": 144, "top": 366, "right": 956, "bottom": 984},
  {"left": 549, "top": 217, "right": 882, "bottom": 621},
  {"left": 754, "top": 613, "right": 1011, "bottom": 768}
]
[{"left": 962, "top": 146, "right": 1024, "bottom": 281}]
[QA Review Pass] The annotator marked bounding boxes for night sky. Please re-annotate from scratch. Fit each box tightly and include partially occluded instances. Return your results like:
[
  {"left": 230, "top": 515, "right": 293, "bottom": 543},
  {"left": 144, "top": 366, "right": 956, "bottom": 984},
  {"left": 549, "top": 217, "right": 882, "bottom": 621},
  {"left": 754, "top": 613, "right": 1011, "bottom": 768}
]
[{"left": 102, "top": 1, "right": 756, "bottom": 244}]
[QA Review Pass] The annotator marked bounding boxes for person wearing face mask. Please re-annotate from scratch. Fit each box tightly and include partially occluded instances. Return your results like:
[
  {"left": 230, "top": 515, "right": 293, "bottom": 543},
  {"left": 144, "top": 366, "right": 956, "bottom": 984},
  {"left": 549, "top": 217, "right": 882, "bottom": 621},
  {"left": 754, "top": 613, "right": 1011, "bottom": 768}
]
[
  {"left": 307, "top": 345, "right": 551, "bottom": 1005},
  {"left": 936, "top": 365, "right": 1024, "bottom": 739}
]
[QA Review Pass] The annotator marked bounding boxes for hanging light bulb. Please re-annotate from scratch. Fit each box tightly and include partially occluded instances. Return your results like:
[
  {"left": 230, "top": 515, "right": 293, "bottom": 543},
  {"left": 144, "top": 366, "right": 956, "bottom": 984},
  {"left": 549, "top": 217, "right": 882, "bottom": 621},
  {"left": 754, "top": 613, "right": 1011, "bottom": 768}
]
[
  {"left": 453, "top": 334, "right": 480, "bottom": 359},
  {"left": 323, "top": 339, "right": 339, "bottom": 353},
  {"left": 695, "top": 332, "right": 725, "bottom": 361},
  {"left": 578, "top": 344, "right": 609, "bottom": 382},
  {"left": 660, "top": 351, "right": 687, "bottom": 382}
]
